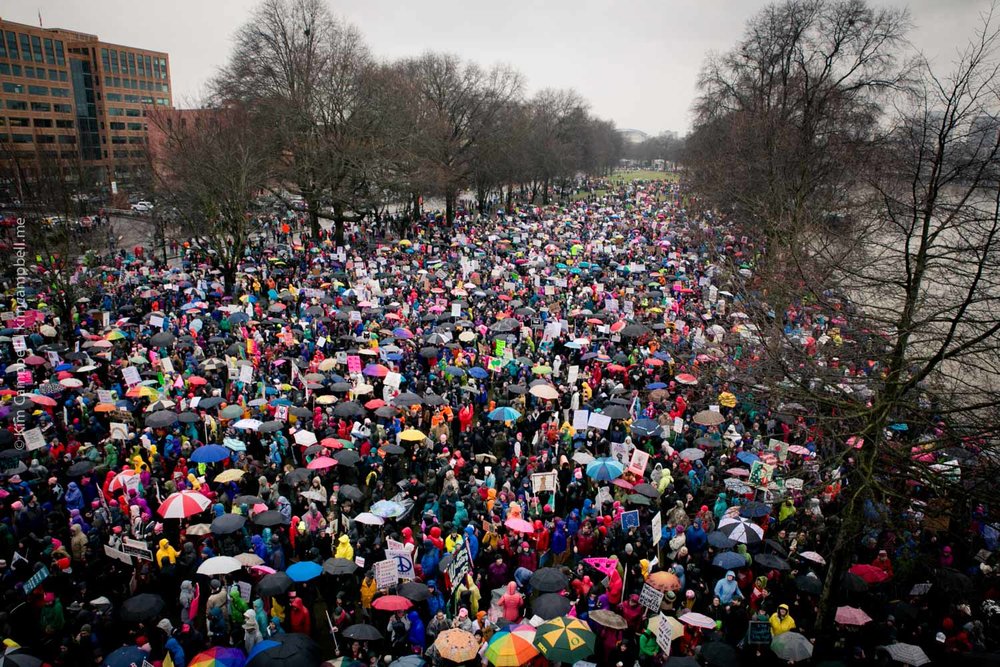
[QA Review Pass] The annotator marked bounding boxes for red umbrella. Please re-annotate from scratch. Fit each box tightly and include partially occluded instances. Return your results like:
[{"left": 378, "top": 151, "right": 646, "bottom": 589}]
[
  {"left": 306, "top": 456, "right": 338, "bottom": 470},
  {"left": 364, "top": 399, "right": 386, "bottom": 409},
  {"left": 372, "top": 595, "right": 412, "bottom": 612},
  {"left": 158, "top": 491, "right": 211, "bottom": 519},
  {"left": 675, "top": 373, "right": 698, "bottom": 385},
  {"left": 612, "top": 478, "right": 633, "bottom": 490},
  {"left": 188, "top": 376, "right": 208, "bottom": 386},
  {"left": 848, "top": 564, "right": 890, "bottom": 584},
  {"left": 28, "top": 394, "right": 57, "bottom": 407}
]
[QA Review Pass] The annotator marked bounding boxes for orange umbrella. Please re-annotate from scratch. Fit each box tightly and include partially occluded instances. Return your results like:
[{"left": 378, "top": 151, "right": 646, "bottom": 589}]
[{"left": 646, "top": 571, "right": 682, "bottom": 592}]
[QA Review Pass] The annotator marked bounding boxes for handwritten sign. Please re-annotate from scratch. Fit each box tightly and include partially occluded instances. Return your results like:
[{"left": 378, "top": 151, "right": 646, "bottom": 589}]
[
  {"left": 588, "top": 412, "right": 611, "bottom": 431},
  {"left": 385, "top": 548, "right": 414, "bottom": 581},
  {"left": 572, "top": 410, "right": 589, "bottom": 431},
  {"left": 122, "top": 366, "right": 141, "bottom": 387},
  {"left": 347, "top": 355, "right": 362, "bottom": 374},
  {"left": 531, "top": 472, "right": 557, "bottom": 494},
  {"left": 23, "top": 427, "right": 46, "bottom": 451},
  {"left": 122, "top": 537, "right": 153, "bottom": 562},
  {"left": 748, "top": 621, "right": 771, "bottom": 644},
  {"left": 109, "top": 423, "right": 129, "bottom": 441},
  {"left": 22, "top": 566, "right": 50, "bottom": 594},
  {"left": 656, "top": 613, "right": 673, "bottom": 654},
  {"left": 639, "top": 583, "right": 664, "bottom": 612},
  {"left": 374, "top": 558, "right": 398, "bottom": 589},
  {"left": 651, "top": 511, "right": 662, "bottom": 546}
]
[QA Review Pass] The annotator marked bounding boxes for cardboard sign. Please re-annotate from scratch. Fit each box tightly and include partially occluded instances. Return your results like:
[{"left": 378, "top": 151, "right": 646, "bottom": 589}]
[
  {"left": 620, "top": 510, "right": 640, "bottom": 530},
  {"left": 347, "top": 355, "right": 362, "bottom": 374},
  {"left": 104, "top": 544, "right": 132, "bottom": 565},
  {"left": 651, "top": 511, "right": 662, "bottom": 546},
  {"left": 374, "top": 558, "right": 398, "bottom": 589},
  {"left": 531, "top": 472, "right": 557, "bottom": 494},
  {"left": 97, "top": 389, "right": 115, "bottom": 404},
  {"left": 572, "top": 410, "right": 589, "bottom": 431},
  {"left": 23, "top": 427, "right": 47, "bottom": 451},
  {"left": 629, "top": 449, "right": 650, "bottom": 476},
  {"left": 656, "top": 612, "right": 673, "bottom": 654},
  {"left": 385, "top": 549, "right": 414, "bottom": 581},
  {"left": 639, "top": 583, "right": 664, "bottom": 611},
  {"left": 588, "top": 412, "right": 612, "bottom": 431},
  {"left": 121, "top": 537, "right": 153, "bottom": 562},
  {"left": 109, "top": 423, "right": 130, "bottom": 441}
]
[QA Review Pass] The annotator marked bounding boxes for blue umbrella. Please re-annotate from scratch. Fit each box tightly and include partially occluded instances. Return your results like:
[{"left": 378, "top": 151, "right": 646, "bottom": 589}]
[
  {"left": 707, "top": 531, "right": 737, "bottom": 549},
  {"left": 286, "top": 561, "right": 323, "bottom": 582},
  {"left": 468, "top": 367, "right": 489, "bottom": 379},
  {"left": 889, "top": 423, "right": 908, "bottom": 431},
  {"left": 740, "top": 501, "right": 771, "bottom": 518},
  {"left": 371, "top": 499, "right": 405, "bottom": 519},
  {"left": 191, "top": 444, "right": 231, "bottom": 463},
  {"left": 586, "top": 457, "right": 624, "bottom": 481},
  {"left": 103, "top": 646, "right": 149, "bottom": 667},
  {"left": 712, "top": 551, "right": 747, "bottom": 570},
  {"left": 488, "top": 406, "right": 521, "bottom": 421},
  {"left": 736, "top": 451, "right": 760, "bottom": 465},
  {"left": 631, "top": 419, "right": 660, "bottom": 437},
  {"left": 385, "top": 353, "right": 403, "bottom": 362},
  {"left": 646, "top": 382, "right": 667, "bottom": 390},
  {"left": 245, "top": 641, "right": 280, "bottom": 665},
  {"left": 444, "top": 366, "right": 465, "bottom": 377}
]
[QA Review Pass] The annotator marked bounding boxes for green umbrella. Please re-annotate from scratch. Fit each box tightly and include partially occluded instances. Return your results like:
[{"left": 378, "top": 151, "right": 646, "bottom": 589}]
[{"left": 533, "top": 616, "right": 595, "bottom": 664}]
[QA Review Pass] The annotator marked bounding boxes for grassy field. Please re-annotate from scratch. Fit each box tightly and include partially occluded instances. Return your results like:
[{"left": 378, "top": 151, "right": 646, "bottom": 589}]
[{"left": 613, "top": 169, "right": 680, "bottom": 182}]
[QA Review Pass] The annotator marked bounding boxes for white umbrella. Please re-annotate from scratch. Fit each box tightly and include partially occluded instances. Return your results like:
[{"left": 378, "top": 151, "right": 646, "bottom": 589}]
[
  {"left": 679, "top": 612, "right": 715, "bottom": 629},
  {"left": 157, "top": 491, "right": 210, "bottom": 519},
  {"left": 529, "top": 384, "right": 560, "bottom": 400},
  {"left": 572, "top": 451, "right": 595, "bottom": 465},
  {"left": 354, "top": 512, "right": 385, "bottom": 526},
  {"left": 197, "top": 555, "right": 243, "bottom": 576},
  {"left": 233, "top": 418, "right": 262, "bottom": 431},
  {"left": 879, "top": 643, "right": 930, "bottom": 666},
  {"left": 718, "top": 517, "right": 764, "bottom": 544},
  {"left": 294, "top": 430, "right": 317, "bottom": 446}
]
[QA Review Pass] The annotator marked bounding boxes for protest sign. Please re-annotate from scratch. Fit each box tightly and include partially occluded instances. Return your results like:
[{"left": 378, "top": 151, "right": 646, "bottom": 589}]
[
  {"left": 639, "top": 583, "right": 664, "bottom": 612},
  {"left": 374, "top": 559, "right": 398, "bottom": 589},
  {"left": 531, "top": 472, "right": 557, "bottom": 494},
  {"left": 656, "top": 613, "right": 673, "bottom": 654},
  {"left": 620, "top": 510, "right": 640, "bottom": 530}
]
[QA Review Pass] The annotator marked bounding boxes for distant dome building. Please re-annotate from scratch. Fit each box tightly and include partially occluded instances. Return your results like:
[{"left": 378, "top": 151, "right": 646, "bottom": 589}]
[{"left": 618, "top": 128, "right": 650, "bottom": 144}]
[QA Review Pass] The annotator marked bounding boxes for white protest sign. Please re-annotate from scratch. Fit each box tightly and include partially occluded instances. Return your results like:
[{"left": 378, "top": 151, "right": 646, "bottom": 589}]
[
  {"left": 23, "top": 427, "right": 46, "bottom": 451},
  {"left": 122, "top": 366, "right": 141, "bottom": 387},
  {"left": 109, "top": 423, "right": 130, "bottom": 441},
  {"left": 149, "top": 315, "right": 164, "bottom": 329},
  {"left": 238, "top": 364, "right": 254, "bottom": 384},
  {"left": 610, "top": 441, "right": 630, "bottom": 466},
  {"left": 567, "top": 365, "right": 579, "bottom": 385},
  {"left": 451, "top": 303, "right": 462, "bottom": 318},
  {"left": 588, "top": 412, "right": 612, "bottom": 431},
  {"left": 639, "top": 583, "right": 664, "bottom": 612},
  {"left": 160, "top": 357, "right": 174, "bottom": 375},
  {"left": 572, "top": 410, "right": 589, "bottom": 431},
  {"left": 385, "top": 548, "right": 415, "bottom": 581},
  {"left": 672, "top": 417, "right": 684, "bottom": 436},
  {"left": 531, "top": 472, "right": 557, "bottom": 494},
  {"left": 629, "top": 449, "right": 650, "bottom": 476},
  {"left": 384, "top": 372, "right": 402, "bottom": 388},
  {"left": 11, "top": 336, "right": 27, "bottom": 354},
  {"left": 656, "top": 613, "right": 673, "bottom": 654},
  {"left": 374, "top": 559, "right": 398, "bottom": 589},
  {"left": 97, "top": 389, "right": 115, "bottom": 405},
  {"left": 651, "top": 511, "right": 662, "bottom": 546}
]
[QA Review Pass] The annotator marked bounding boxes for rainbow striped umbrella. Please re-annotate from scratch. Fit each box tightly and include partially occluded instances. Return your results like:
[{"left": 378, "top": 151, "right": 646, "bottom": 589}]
[
  {"left": 485, "top": 624, "right": 537, "bottom": 666},
  {"left": 189, "top": 647, "right": 246, "bottom": 667}
]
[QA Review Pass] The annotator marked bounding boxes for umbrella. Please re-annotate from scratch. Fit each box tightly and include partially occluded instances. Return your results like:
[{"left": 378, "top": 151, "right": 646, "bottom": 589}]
[
  {"left": 754, "top": 553, "right": 790, "bottom": 571},
  {"left": 799, "top": 551, "right": 826, "bottom": 565},
  {"left": 585, "top": 457, "right": 624, "bottom": 481},
  {"left": 631, "top": 419, "right": 660, "bottom": 437},
  {"left": 530, "top": 567, "right": 569, "bottom": 592},
  {"left": 529, "top": 384, "right": 559, "bottom": 400},
  {"left": 286, "top": 561, "right": 323, "bottom": 582},
  {"left": 253, "top": 511, "right": 288, "bottom": 527},
  {"left": 718, "top": 518, "right": 764, "bottom": 545},
  {"left": 191, "top": 444, "right": 231, "bottom": 463},
  {"left": 645, "top": 571, "right": 682, "bottom": 592},
  {"left": 387, "top": 657, "right": 424, "bottom": 667},
  {"left": 371, "top": 595, "right": 412, "bottom": 611},
  {"left": 795, "top": 574, "right": 823, "bottom": 595},
  {"left": 334, "top": 450, "right": 361, "bottom": 466},
  {"left": 398, "top": 582, "right": 431, "bottom": 602},
  {"left": 103, "top": 647, "right": 148, "bottom": 667},
  {"left": 488, "top": 406, "right": 521, "bottom": 421},
  {"left": 771, "top": 632, "right": 813, "bottom": 662},
  {"left": 699, "top": 642, "right": 737, "bottom": 667},
  {"left": 680, "top": 612, "right": 716, "bottom": 629},
  {"left": 879, "top": 643, "right": 930, "bottom": 666},
  {"left": 848, "top": 564, "right": 889, "bottom": 585},
  {"left": 197, "top": 556, "right": 243, "bottom": 576},
  {"left": 740, "top": 501, "right": 771, "bottom": 518},
  {"left": 485, "top": 625, "right": 538, "bottom": 666},
  {"left": 398, "top": 429, "right": 426, "bottom": 442},
  {"left": 306, "top": 456, "right": 337, "bottom": 470},
  {"left": 189, "top": 647, "right": 247, "bottom": 667},
  {"left": 246, "top": 634, "right": 320, "bottom": 667},
  {"left": 215, "top": 469, "right": 245, "bottom": 483},
  {"left": 532, "top": 593, "right": 572, "bottom": 619},
  {"left": 339, "top": 485, "right": 365, "bottom": 502},
  {"left": 323, "top": 558, "right": 359, "bottom": 575},
  {"left": 433, "top": 629, "right": 479, "bottom": 663},
  {"left": 707, "top": 531, "right": 737, "bottom": 549},
  {"left": 633, "top": 482, "right": 659, "bottom": 498},
  {"left": 692, "top": 409, "right": 725, "bottom": 426},
  {"left": 146, "top": 410, "right": 178, "bottom": 428},
  {"left": 679, "top": 448, "right": 704, "bottom": 461},
  {"left": 505, "top": 517, "right": 534, "bottom": 533},
  {"left": 257, "top": 572, "right": 293, "bottom": 597},
  {"left": 371, "top": 500, "right": 405, "bottom": 519},
  {"left": 588, "top": 610, "right": 627, "bottom": 630},
  {"left": 835, "top": 606, "right": 873, "bottom": 626},
  {"left": 342, "top": 624, "right": 383, "bottom": 641},
  {"left": 211, "top": 513, "right": 247, "bottom": 534},
  {"left": 0, "top": 650, "right": 42, "bottom": 667},
  {"left": 713, "top": 552, "right": 748, "bottom": 570},
  {"left": 235, "top": 553, "right": 264, "bottom": 567},
  {"left": 533, "top": 617, "right": 595, "bottom": 664},
  {"left": 67, "top": 460, "right": 94, "bottom": 477},
  {"left": 120, "top": 593, "right": 165, "bottom": 621},
  {"left": 354, "top": 512, "right": 385, "bottom": 526},
  {"left": 158, "top": 491, "right": 211, "bottom": 519}
]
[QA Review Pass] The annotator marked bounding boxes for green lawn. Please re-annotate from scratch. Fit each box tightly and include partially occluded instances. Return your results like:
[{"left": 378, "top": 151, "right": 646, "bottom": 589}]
[{"left": 614, "top": 169, "right": 680, "bottom": 182}]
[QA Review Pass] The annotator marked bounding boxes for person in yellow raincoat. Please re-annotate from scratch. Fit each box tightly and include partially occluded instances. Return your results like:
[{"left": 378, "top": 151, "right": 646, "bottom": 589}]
[
  {"left": 335, "top": 534, "right": 354, "bottom": 560},
  {"left": 156, "top": 538, "right": 179, "bottom": 568}
]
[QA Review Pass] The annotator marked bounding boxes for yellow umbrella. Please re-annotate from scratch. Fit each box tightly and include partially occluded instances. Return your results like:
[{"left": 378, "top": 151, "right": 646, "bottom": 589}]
[
  {"left": 399, "top": 429, "right": 427, "bottom": 442},
  {"left": 433, "top": 629, "right": 479, "bottom": 663},
  {"left": 647, "top": 614, "right": 685, "bottom": 639},
  {"left": 318, "top": 358, "right": 338, "bottom": 372},
  {"left": 214, "top": 469, "right": 245, "bottom": 483}
]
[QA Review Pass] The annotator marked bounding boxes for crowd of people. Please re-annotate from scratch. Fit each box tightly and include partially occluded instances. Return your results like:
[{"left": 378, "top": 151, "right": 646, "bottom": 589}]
[{"left": 0, "top": 176, "right": 997, "bottom": 667}]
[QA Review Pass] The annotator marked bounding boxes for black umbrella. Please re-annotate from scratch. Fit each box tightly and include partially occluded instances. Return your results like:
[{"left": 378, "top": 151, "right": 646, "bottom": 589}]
[
  {"left": 235, "top": 495, "right": 265, "bottom": 506},
  {"left": 323, "top": 557, "right": 358, "bottom": 576},
  {"left": 257, "top": 572, "right": 293, "bottom": 596},
  {"left": 840, "top": 572, "right": 868, "bottom": 593},
  {"left": 633, "top": 483, "right": 659, "bottom": 498},
  {"left": 763, "top": 538, "right": 788, "bottom": 556},
  {"left": 398, "top": 581, "right": 430, "bottom": 601},
  {"left": 150, "top": 332, "right": 175, "bottom": 347},
  {"left": 253, "top": 511, "right": 288, "bottom": 527},
  {"left": 700, "top": 641, "right": 739, "bottom": 667},
  {"left": 342, "top": 624, "right": 384, "bottom": 641},
  {"left": 199, "top": 396, "right": 225, "bottom": 409},
  {"left": 754, "top": 553, "right": 790, "bottom": 570},
  {"left": 334, "top": 450, "right": 361, "bottom": 467},
  {"left": 419, "top": 347, "right": 440, "bottom": 359},
  {"left": 258, "top": 421, "right": 284, "bottom": 433},
  {"left": 245, "top": 633, "right": 320, "bottom": 667},
  {"left": 795, "top": 574, "right": 824, "bottom": 595},
  {"left": 934, "top": 568, "right": 973, "bottom": 596},
  {"left": 393, "top": 392, "right": 423, "bottom": 407},
  {"left": 333, "top": 402, "right": 365, "bottom": 418},
  {"left": 601, "top": 405, "right": 630, "bottom": 420},
  {"left": 284, "top": 468, "right": 310, "bottom": 485},
  {"left": 707, "top": 531, "right": 737, "bottom": 549},
  {"left": 145, "top": 410, "right": 178, "bottom": 428},
  {"left": 177, "top": 411, "right": 201, "bottom": 423},
  {"left": 383, "top": 444, "right": 405, "bottom": 455},
  {"left": 507, "top": 384, "right": 528, "bottom": 395},
  {"left": 338, "top": 485, "right": 364, "bottom": 502},
  {"left": 374, "top": 406, "right": 399, "bottom": 418},
  {"left": 532, "top": 592, "right": 571, "bottom": 619},
  {"left": 0, "top": 650, "right": 42, "bottom": 667},
  {"left": 422, "top": 393, "right": 447, "bottom": 406},
  {"left": 120, "top": 593, "right": 165, "bottom": 622},
  {"left": 529, "top": 567, "right": 568, "bottom": 592},
  {"left": 211, "top": 513, "right": 247, "bottom": 534},
  {"left": 67, "top": 460, "right": 94, "bottom": 477}
]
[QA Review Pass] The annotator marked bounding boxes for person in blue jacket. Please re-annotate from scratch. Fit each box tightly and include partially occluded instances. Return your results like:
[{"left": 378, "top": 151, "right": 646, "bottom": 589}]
[
  {"left": 406, "top": 610, "right": 426, "bottom": 651},
  {"left": 714, "top": 570, "right": 743, "bottom": 604}
]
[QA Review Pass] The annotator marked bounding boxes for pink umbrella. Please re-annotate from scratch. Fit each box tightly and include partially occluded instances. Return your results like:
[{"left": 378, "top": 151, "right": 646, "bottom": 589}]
[
  {"left": 252, "top": 503, "right": 268, "bottom": 514},
  {"left": 251, "top": 565, "right": 276, "bottom": 575},
  {"left": 849, "top": 564, "right": 890, "bottom": 584},
  {"left": 307, "top": 456, "right": 338, "bottom": 470},
  {"left": 835, "top": 606, "right": 872, "bottom": 626},
  {"left": 788, "top": 445, "right": 810, "bottom": 455},
  {"left": 726, "top": 468, "right": 750, "bottom": 477},
  {"left": 679, "top": 612, "right": 716, "bottom": 629},
  {"left": 505, "top": 517, "right": 534, "bottom": 533}
]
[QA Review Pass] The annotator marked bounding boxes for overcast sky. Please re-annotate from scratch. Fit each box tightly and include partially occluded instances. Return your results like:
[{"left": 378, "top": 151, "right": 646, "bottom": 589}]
[{"left": 4, "top": 0, "right": 992, "bottom": 134}]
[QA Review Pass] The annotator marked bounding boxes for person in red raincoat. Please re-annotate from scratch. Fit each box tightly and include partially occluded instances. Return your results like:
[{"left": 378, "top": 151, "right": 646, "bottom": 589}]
[{"left": 289, "top": 595, "right": 311, "bottom": 634}]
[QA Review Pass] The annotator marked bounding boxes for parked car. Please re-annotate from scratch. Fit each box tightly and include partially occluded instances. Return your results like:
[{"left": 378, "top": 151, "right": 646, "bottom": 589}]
[{"left": 131, "top": 201, "right": 154, "bottom": 212}]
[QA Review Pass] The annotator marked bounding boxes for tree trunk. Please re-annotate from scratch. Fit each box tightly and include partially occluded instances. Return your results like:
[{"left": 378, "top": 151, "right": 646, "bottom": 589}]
[
  {"left": 445, "top": 190, "right": 456, "bottom": 225},
  {"left": 222, "top": 264, "right": 237, "bottom": 296},
  {"left": 542, "top": 176, "right": 550, "bottom": 205},
  {"left": 476, "top": 186, "right": 488, "bottom": 214},
  {"left": 411, "top": 192, "right": 421, "bottom": 224},
  {"left": 333, "top": 202, "right": 346, "bottom": 247},
  {"left": 506, "top": 183, "right": 514, "bottom": 214}
]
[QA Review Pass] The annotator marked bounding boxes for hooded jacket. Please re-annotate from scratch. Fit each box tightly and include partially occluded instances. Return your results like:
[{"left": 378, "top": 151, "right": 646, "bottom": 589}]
[
  {"left": 157, "top": 538, "right": 180, "bottom": 568},
  {"left": 714, "top": 571, "right": 743, "bottom": 604},
  {"left": 335, "top": 535, "right": 354, "bottom": 560}
]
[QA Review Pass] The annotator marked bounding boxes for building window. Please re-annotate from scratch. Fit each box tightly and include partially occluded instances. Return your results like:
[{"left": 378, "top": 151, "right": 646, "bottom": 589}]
[
  {"left": 58, "top": 135, "right": 76, "bottom": 144},
  {"left": 126, "top": 108, "right": 140, "bottom": 117},
  {"left": 101, "top": 48, "right": 110, "bottom": 72},
  {"left": 43, "top": 38, "right": 55, "bottom": 64},
  {"left": 156, "top": 97, "right": 169, "bottom": 106},
  {"left": 8, "top": 118, "right": 29, "bottom": 127},
  {"left": 31, "top": 101, "right": 51, "bottom": 112},
  {"left": 56, "top": 119, "right": 73, "bottom": 128},
  {"left": 24, "top": 66, "right": 36, "bottom": 78},
  {"left": 48, "top": 69, "right": 59, "bottom": 81},
  {"left": 60, "top": 71, "right": 67, "bottom": 82},
  {"left": 28, "top": 85, "right": 49, "bottom": 95},
  {"left": 31, "top": 36, "right": 43, "bottom": 62},
  {"left": 6, "top": 32, "right": 19, "bottom": 59},
  {"left": 55, "top": 40, "right": 65, "bottom": 66},
  {"left": 0, "top": 30, "right": 5, "bottom": 58},
  {"left": 153, "top": 58, "right": 160, "bottom": 79},
  {"left": 19, "top": 34, "right": 31, "bottom": 61},
  {"left": 106, "top": 93, "right": 122, "bottom": 102},
  {"left": 53, "top": 103, "right": 72, "bottom": 113},
  {"left": 6, "top": 100, "right": 27, "bottom": 110},
  {"left": 127, "top": 122, "right": 142, "bottom": 131},
  {"left": 108, "top": 107, "right": 124, "bottom": 116},
  {"left": 128, "top": 52, "right": 136, "bottom": 75},
  {"left": 110, "top": 122, "right": 125, "bottom": 130},
  {"left": 0, "top": 64, "right": 8, "bottom": 75},
  {"left": 11, "top": 134, "right": 32, "bottom": 143},
  {"left": 2, "top": 83, "right": 24, "bottom": 94},
  {"left": 36, "top": 135, "right": 55, "bottom": 144},
  {"left": 51, "top": 87, "right": 70, "bottom": 97},
  {"left": 110, "top": 50, "right": 118, "bottom": 73},
  {"left": 33, "top": 118, "right": 53, "bottom": 128}
]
